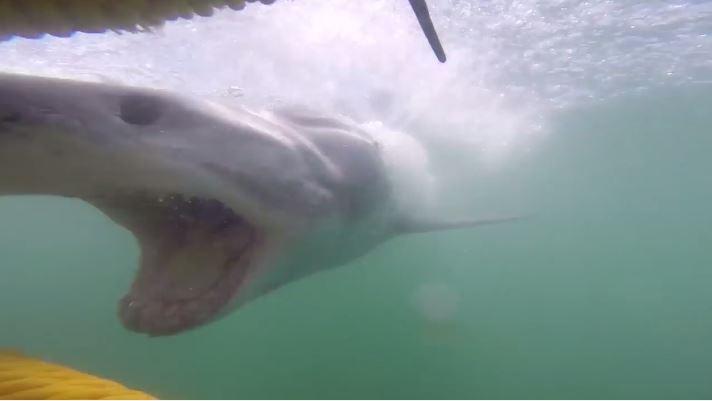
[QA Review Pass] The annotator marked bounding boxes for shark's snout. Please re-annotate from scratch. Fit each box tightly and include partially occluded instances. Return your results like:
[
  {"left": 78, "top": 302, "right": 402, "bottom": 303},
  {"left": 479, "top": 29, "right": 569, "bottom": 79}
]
[
  {"left": 0, "top": 73, "right": 287, "bottom": 336},
  {"left": 0, "top": 87, "right": 54, "bottom": 132}
]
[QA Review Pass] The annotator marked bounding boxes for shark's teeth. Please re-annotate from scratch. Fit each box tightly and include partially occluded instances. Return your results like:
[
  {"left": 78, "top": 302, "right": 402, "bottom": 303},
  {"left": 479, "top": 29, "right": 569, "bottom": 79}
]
[{"left": 116, "top": 193, "right": 260, "bottom": 336}]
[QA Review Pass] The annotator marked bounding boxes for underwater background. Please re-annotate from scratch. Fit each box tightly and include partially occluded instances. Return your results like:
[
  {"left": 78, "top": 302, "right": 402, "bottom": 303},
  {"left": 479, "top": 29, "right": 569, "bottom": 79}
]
[{"left": 1, "top": 0, "right": 711, "bottom": 398}]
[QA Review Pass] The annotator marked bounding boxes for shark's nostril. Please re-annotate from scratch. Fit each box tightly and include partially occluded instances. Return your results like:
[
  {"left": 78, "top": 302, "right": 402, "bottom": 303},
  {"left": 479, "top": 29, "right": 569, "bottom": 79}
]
[
  {"left": 0, "top": 111, "right": 22, "bottom": 123},
  {"left": 119, "top": 94, "right": 165, "bottom": 126}
]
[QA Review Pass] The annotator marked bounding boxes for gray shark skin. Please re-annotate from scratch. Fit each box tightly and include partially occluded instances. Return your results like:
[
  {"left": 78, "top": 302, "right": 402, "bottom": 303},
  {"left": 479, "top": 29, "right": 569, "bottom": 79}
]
[{"left": 0, "top": 73, "right": 512, "bottom": 336}]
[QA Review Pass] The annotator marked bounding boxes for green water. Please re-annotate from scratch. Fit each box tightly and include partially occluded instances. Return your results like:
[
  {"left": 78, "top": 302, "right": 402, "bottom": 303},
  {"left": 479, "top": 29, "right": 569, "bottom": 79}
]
[{"left": 1, "top": 87, "right": 711, "bottom": 399}]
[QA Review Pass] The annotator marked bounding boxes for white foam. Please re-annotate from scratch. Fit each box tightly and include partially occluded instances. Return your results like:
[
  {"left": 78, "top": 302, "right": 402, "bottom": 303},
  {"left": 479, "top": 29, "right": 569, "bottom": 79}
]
[
  {"left": 362, "top": 121, "right": 437, "bottom": 215},
  {"left": 0, "top": 0, "right": 708, "bottom": 201}
]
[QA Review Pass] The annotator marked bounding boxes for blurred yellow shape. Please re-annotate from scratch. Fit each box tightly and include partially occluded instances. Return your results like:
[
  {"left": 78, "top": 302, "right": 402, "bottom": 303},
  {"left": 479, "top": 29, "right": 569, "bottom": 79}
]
[{"left": 0, "top": 350, "right": 155, "bottom": 400}]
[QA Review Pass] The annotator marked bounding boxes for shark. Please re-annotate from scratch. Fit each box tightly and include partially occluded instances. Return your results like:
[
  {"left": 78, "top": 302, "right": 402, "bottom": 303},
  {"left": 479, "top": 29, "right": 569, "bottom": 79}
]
[{"left": 0, "top": 72, "right": 515, "bottom": 336}]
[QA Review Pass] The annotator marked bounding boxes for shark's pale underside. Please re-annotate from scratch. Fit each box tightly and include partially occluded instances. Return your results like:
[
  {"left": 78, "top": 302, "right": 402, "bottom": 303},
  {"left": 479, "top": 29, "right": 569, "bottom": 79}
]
[{"left": 0, "top": 73, "right": 516, "bottom": 335}]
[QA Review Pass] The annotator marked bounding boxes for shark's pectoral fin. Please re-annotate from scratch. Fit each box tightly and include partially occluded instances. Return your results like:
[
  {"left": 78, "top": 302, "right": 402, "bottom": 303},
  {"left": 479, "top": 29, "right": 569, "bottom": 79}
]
[{"left": 393, "top": 214, "right": 527, "bottom": 235}]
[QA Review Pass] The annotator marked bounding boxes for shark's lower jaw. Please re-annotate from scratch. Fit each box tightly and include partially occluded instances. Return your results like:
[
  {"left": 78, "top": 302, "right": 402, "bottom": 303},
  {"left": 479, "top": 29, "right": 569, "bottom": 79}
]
[{"left": 104, "top": 193, "right": 262, "bottom": 336}]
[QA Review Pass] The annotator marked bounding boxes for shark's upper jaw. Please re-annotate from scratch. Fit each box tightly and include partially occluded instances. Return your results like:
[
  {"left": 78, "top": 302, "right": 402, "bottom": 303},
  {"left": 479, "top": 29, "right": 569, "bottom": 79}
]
[
  {"left": 0, "top": 72, "right": 396, "bottom": 336},
  {"left": 97, "top": 192, "right": 266, "bottom": 336},
  {"left": 0, "top": 75, "right": 277, "bottom": 335}
]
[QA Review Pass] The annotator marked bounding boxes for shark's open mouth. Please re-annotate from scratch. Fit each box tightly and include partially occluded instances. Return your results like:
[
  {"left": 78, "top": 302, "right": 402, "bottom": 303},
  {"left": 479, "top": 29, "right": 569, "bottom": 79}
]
[
  {"left": 98, "top": 193, "right": 262, "bottom": 336},
  {"left": 0, "top": 72, "right": 522, "bottom": 339}
]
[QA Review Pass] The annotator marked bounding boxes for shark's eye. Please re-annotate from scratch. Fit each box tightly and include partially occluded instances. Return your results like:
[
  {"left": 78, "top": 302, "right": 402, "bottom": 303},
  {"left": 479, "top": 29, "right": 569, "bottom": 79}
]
[{"left": 119, "top": 94, "right": 165, "bottom": 126}]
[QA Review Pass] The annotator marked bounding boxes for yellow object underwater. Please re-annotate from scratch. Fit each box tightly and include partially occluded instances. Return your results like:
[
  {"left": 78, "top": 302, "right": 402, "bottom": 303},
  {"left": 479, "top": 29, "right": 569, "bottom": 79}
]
[{"left": 0, "top": 351, "right": 155, "bottom": 400}]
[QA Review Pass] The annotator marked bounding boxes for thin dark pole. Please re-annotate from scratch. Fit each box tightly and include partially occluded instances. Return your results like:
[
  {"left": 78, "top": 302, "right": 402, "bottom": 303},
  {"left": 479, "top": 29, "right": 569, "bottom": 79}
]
[{"left": 408, "top": 0, "right": 447, "bottom": 62}]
